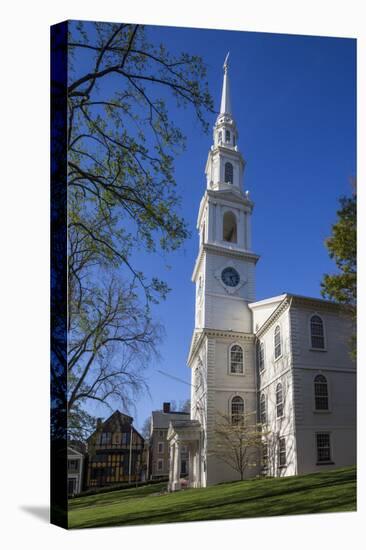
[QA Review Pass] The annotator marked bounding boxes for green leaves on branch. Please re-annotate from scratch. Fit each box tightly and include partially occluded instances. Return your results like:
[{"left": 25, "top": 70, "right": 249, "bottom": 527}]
[
  {"left": 321, "top": 193, "right": 356, "bottom": 305},
  {"left": 321, "top": 189, "right": 356, "bottom": 358},
  {"left": 67, "top": 22, "right": 214, "bottom": 304}
]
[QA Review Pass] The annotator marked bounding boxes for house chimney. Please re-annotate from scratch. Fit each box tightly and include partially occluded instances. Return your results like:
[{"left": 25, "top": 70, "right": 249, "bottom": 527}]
[
  {"left": 163, "top": 402, "right": 171, "bottom": 413},
  {"left": 96, "top": 418, "right": 103, "bottom": 430}
]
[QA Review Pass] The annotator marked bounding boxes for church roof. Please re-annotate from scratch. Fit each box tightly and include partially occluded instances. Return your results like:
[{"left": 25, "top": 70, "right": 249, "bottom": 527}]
[
  {"left": 250, "top": 292, "right": 352, "bottom": 310},
  {"left": 250, "top": 293, "right": 353, "bottom": 336}
]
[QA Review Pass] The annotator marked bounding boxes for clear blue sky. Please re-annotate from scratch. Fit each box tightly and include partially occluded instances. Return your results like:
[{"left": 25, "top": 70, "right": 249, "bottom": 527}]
[{"left": 75, "top": 23, "right": 356, "bottom": 432}]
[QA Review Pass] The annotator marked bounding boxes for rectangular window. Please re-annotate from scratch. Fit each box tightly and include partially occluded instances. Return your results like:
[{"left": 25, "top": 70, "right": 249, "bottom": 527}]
[
  {"left": 158, "top": 442, "right": 164, "bottom": 454},
  {"left": 278, "top": 437, "right": 286, "bottom": 467},
  {"left": 311, "top": 333, "right": 325, "bottom": 349},
  {"left": 314, "top": 376, "right": 329, "bottom": 410},
  {"left": 316, "top": 433, "right": 331, "bottom": 463},
  {"left": 157, "top": 459, "right": 164, "bottom": 471},
  {"left": 122, "top": 432, "right": 131, "bottom": 446},
  {"left": 100, "top": 432, "right": 112, "bottom": 445}
]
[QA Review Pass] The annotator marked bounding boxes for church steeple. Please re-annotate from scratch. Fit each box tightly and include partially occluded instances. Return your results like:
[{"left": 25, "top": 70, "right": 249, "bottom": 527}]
[{"left": 205, "top": 54, "right": 246, "bottom": 193}]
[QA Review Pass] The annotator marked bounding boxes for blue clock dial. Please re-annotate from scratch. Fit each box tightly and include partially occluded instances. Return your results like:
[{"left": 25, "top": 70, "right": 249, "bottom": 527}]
[{"left": 221, "top": 267, "right": 240, "bottom": 287}]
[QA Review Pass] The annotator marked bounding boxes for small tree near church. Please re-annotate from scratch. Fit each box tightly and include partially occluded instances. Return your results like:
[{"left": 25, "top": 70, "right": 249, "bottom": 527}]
[{"left": 210, "top": 410, "right": 265, "bottom": 481}]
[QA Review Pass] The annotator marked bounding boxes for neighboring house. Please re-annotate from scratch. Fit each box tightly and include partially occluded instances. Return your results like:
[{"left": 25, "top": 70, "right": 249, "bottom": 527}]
[
  {"left": 67, "top": 445, "right": 84, "bottom": 496},
  {"left": 86, "top": 410, "right": 144, "bottom": 488},
  {"left": 167, "top": 57, "right": 356, "bottom": 491},
  {"left": 149, "top": 402, "right": 190, "bottom": 480}
]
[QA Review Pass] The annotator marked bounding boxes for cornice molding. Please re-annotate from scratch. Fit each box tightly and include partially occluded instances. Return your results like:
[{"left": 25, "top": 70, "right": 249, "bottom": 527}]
[
  {"left": 192, "top": 243, "right": 259, "bottom": 281},
  {"left": 187, "top": 328, "right": 254, "bottom": 366},
  {"left": 290, "top": 295, "right": 354, "bottom": 315},
  {"left": 204, "top": 242, "right": 259, "bottom": 262},
  {"left": 209, "top": 145, "right": 245, "bottom": 166}
]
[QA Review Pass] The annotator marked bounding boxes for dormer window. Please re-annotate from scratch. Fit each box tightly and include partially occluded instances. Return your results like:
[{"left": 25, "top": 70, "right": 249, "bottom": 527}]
[{"left": 225, "top": 130, "right": 230, "bottom": 142}]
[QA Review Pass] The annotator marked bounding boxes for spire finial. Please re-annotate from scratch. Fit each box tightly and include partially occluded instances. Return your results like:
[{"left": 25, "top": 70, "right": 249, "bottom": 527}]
[
  {"left": 223, "top": 52, "right": 230, "bottom": 74},
  {"left": 220, "top": 52, "right": 232, "bottom": 115}
]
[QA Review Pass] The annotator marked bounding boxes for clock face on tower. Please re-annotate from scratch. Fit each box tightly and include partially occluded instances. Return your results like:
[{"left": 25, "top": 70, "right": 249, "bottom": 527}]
[{"left": 221, "top": 267, "right": 240, "bottom": 287}]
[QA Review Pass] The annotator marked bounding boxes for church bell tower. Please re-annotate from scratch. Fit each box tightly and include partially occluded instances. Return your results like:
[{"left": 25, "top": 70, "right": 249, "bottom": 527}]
[
  {"left": 192, "top": 53, "right": 259, "bottom": 334},
  {"left": 188, "top": 54, "right": 260, "bottom": 487}
]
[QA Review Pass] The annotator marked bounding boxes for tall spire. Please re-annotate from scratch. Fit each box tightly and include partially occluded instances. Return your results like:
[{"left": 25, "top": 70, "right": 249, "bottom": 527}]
[{"left": 219, "top": 52, "right": 232, "bottom": 115}]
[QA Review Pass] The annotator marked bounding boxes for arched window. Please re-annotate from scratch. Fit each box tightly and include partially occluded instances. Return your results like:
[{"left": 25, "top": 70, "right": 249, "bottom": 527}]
[
  {"left": 230, "top": 344, "right": 243, "bottom": 374},
  {"left": 314, "top": 374, "right": 329, "bottom": 410},
  {"left": 218, "top": 131, "right": 222, "bottom": 144},
  {"left": 224, "top": 162, "right": 234, "bottom": 184},
  {"left": 225, "top": 130, "right": 230, "bottom": 142},
  {"left": 274, "top": 325, "right": 281, "bottom": 359},
  {"left": 257, "top": 341, "right": 264, "bottom": 372},
  {"left": 276, "top": 383, "right": 284, "bottom": 418},
  {"left": 231, "top": 396, "right": 244, "bottom": 424},
  {"left": 260, "top": 393, "right": 267, "bottom": 425},
  {"left": 310, "top": 315, "right": 325, "bottom": 349},
  {"left": 223, "top": 211, "right": 237, "bottom": 243}
]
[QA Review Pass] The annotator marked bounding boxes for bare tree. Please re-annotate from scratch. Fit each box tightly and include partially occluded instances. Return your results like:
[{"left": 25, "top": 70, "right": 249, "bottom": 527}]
[
  {"left": 179, "top": 399, "right": 191, "bottom": 413},
  {"left": 68, "top": 277, "right": 161, "bottom": 414},
  {"left": 141, "top": 417, "right": 152, "bottom": 440},
  {"left": 210, "top": 410, "right": 265, "bottom": 481}
]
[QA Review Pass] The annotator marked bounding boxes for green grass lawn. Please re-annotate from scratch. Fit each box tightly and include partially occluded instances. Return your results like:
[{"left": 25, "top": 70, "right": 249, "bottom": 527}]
[{"left": 68, "top": 466, "right": 356, "bottom": 529}]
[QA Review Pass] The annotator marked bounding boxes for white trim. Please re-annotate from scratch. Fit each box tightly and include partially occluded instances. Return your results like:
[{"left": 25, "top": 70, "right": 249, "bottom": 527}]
[
  {"left": 258, "top": 366, "right": 292, "bottom": 392},
  {"left": 293, "top": 364, "right": 356, "bottom": 373},
  {"left": 256, "top": 339, "right": 265, "bottom": 374},
  {"left": 212, "top": 387, "right": 257, "bottom": 393}
]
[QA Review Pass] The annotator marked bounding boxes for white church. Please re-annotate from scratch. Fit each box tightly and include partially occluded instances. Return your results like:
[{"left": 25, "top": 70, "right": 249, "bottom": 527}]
[{"left": 167, "top": 56, "right": 356, "bottom": 490}]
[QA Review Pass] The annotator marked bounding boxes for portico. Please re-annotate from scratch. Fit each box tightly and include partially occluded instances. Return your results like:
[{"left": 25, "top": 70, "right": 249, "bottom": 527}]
[{"left": 167, "top": 419, "right": 202, "bottom": 491}]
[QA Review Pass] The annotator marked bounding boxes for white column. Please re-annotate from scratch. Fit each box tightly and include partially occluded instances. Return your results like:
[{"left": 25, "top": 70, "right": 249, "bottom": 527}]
[
  {"left": 169, "top": 443, "right": 174, "bottom": 489},
  {"left": 188, "top": 445, "right": 193, "bottom": 487},
  {"left": 239, "top": 209, "right": 244, "bottom": 248},
  {"left": 177, "top": 444, "right": 182, "bottom": 481},
  {"left": 173, "top": 442, "right": 180, "bottom": 490},
  {"left": 244, "top": 211, "right": 248, "bottom": 249},
  {"left": 246, "top": 210, "right": 251, "bottom": 250},
  {"left": 218, "top": 205, "right": 223, "bottom": 243}
]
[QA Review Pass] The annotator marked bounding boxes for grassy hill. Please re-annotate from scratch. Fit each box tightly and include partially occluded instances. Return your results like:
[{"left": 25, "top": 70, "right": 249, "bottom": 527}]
[{"left": 68, "top": 466, "right": 356, "bottom": 529}]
